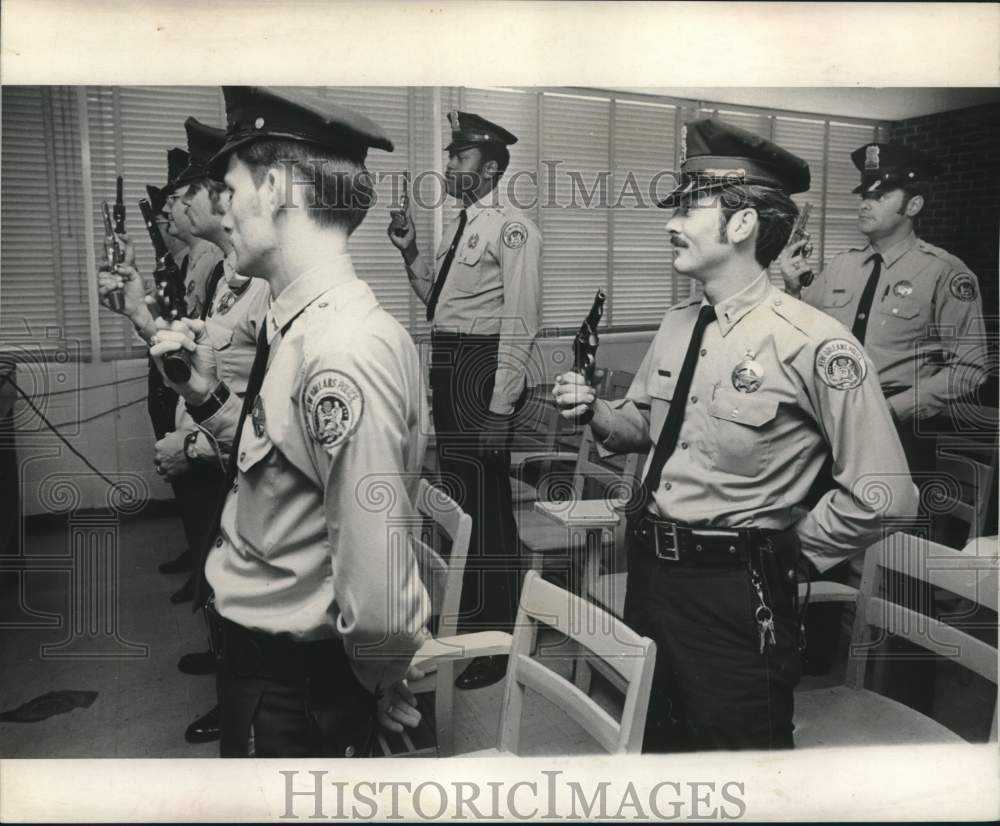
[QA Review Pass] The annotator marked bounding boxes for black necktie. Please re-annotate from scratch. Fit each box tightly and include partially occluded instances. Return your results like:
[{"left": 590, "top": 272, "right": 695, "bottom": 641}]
[
  {"left": 226, "top": 325, "right": 270, "bottom": 481},
  {"left": 851, "top": 253, "right": 883, "bottom": 345},
  {"left": 641, "top": 305, "right": 717, "bottom": 500},
  {"left": 425, "top": 209, "right": 468, "bottom": 322},
  {"left": 202, "top": 260, "right": 226, "bottom": 321}
]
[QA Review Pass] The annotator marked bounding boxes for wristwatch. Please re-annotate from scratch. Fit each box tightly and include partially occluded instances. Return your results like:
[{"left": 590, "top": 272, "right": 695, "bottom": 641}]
[{"left": 183, "top": 430, "right": 201, "bottom": 462}]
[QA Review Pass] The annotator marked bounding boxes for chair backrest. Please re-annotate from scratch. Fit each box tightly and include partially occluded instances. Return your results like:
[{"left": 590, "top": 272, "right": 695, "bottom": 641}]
[
  {"left": 602, "top": 369, "right": 636, "bottom": 402},
  {"left": 496, "top": 570, "right": 656, "bottom": 754},
  {"left": 411, "top": 479, "right": 472, "bottom": 640},
  {"left": 847, "top": 532, "right": 998, "bottom": 737},
  {"left": 568, "top": 428, "right": 642, "bottom": 502},
  {"left": 934, "top": 446, "right": 998, "bottom": 544}
]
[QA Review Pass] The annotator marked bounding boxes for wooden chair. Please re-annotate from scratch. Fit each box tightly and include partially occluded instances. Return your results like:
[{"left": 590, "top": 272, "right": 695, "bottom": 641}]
[
  {"left": 794, "top": 532, "right": 999, "bottom": 747},
  {"left": 933, "top": 445, "right": 998, "bottom": 545},
  {"left": 413, "top": 570, "right": 657, "bottom": 755},
  {"left": 517, "top": 429, "right": 641, "bottom": 591},
  {"left": 374, "top": 479, "right": 474, "bottom": 757}
]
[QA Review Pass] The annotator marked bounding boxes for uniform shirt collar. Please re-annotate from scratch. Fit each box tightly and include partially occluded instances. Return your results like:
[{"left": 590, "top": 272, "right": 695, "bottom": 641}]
[
  {"left": 266, "top": 252, "right": 357, "bottom": 342},
  {"left": 706, "top": 269, "right": 772, "bottom": 337},
  {"left": 867, "top": 231, "right": 917, "bottom": 268},
  {"left": 463, "top": 192, "right": 502, "bottom": 226}
]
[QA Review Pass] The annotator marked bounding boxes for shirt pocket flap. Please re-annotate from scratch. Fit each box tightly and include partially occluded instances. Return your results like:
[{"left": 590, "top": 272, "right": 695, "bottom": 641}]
[
  {"left": 822, "top": 290, "right": 853, "bottom": 309},
  {"left": 647, "top": 370, "right": 677, "bottom": 402},
  {"left": 455, "top": 241, "right": 486, "bottom": 267},
  {"left": 236, "top": 429, "right": 272, "bottom": 473},
  {"left": 879, "top": 300, "right": 920, "bottom": 320},
  {"left": 205, "top": 323, "right": 236, "bottom": 351},
  {"left": 709, "top": 389, "right": 779, "bottom": 428}
]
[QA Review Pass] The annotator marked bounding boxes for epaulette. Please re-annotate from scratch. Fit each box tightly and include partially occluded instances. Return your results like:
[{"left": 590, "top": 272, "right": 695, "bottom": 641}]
[
  {"left": 769, "top": 293, "right": 842, "bottom": 340},
  {"left": 915, "top": 239, "right": 968, "bottom": 271}
]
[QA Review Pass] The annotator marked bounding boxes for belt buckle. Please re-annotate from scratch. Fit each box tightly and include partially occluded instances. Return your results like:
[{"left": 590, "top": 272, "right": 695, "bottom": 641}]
[{"left": 654, "top": 521, "right": 680, "bottom": 562}]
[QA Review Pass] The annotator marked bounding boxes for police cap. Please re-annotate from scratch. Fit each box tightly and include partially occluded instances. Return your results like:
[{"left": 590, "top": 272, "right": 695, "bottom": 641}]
[
  {"left": 444, "top": 110, "right": 518, "bottom": 153},
  {"left": 208, "top": 86, "right": 394, "bottom": 179},
  {"left": 174, "top": 118, "right": 227, "bottom": 187},
  {"left": 851, "top": 142, "right": 937, "bottom": 195},
  {"left": 658, "top": 117, "right": 810, "bottom": 208}
]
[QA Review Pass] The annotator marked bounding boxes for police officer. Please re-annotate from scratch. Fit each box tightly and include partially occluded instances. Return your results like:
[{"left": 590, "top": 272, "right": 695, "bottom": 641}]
[
  {"left": 150, "top": 86, "right": 430, "bottom": 757},
  {"left": 388, "top": 111, "right": 542, "bottom": 690},
  {"left": 553, "top": 118, "right": 918, "bottom": 751},
  {"left": 779, "top": 143, "right": 988, "bottom": 708},
  {"left": 779, "top": 142, "right": 988, "bottom": 473}
]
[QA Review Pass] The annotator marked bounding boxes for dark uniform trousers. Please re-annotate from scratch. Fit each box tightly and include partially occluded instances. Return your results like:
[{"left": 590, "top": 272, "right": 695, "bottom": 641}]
[
  {"left": 430, "top": 332, "right": 521, "bottom": 634},
  {"left": 208, "top": 605, "right": 375, "bottom": 757},
  {"left": 623, "top": 525, "right": 803, "bottom": 751}
]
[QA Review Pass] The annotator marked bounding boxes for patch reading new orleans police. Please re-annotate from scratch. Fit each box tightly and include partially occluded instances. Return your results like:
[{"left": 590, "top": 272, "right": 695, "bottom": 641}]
[
  {"left": 815, "top": 339, "right": 867, "bottom": 391},
  {"left": 302, "top": 370, "right": 364, "bottom": 454},
  {"left": 949, "top": 273, "right": 978, "bottom": 302},
  {"left": 502, "top": 222, "right": 527, "bottom": 249}
]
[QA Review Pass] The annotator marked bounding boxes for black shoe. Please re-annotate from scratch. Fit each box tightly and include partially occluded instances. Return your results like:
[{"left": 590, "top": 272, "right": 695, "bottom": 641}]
[
  {"left": 159, "top": 549, "right": 193, "bottom": 575},
  {"left": 170, "top": 575, "right": 196, "bottom": 604},
  {"left": 455, "top": 656, "right": 508, "bottom": 690},
  {"left": 178, "top": 650, "right": 216, "bottom": 676},
  {"left": 184, "top": 705, "right": 220, "bottom": 744}
]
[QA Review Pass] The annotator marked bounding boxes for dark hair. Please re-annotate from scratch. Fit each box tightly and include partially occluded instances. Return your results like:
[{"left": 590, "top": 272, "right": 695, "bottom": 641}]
[
  {"left": 477, "top": 143, "right": 510, "bottom": 181},
  {"left": 185, "top": 177, "right": 227, "bottom": 203},
  {"left": 717, "top": 185, "right": 799, "bottom": 268},
  {"left": 234, "top": 139, "right": 374, "bottom": 236}
]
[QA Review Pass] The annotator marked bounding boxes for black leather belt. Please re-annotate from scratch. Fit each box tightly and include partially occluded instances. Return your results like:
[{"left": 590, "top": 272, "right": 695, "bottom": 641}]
[
  {"left": 206, "top": 603, "right": 345, "bottom": 682},
  {"left": 629, "top": 514, "right": 775, "bottom": 566}
]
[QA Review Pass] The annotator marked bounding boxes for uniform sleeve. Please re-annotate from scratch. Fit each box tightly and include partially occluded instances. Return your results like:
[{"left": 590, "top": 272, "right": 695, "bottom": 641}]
[
  {"left": 794, "top": 337, "right": 919, "bottom": 572},
  {"left": 404, "top": 250, "right": 435, "bottom": 305},
  {"left": 300, "top": 343, "right": 431, "bottom": 695},
  {"left": 191, "top": 387, "right": 243, "bottom": 450},
  {"left": 887, "top": 265, "right": 988, "bottom": 422},
  {"left": 595, "top": 341, "right": 655, "bottom": 457},
  {"left": 489, "top": 218, "right": 543, "bottom": 414}
]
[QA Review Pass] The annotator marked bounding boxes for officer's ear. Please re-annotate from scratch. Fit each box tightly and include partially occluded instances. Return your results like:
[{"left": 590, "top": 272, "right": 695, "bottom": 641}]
[
  {"left": 479, "top": 158, "right": 499, "bottom": 184},
  {"left": 726, "top": 207, "right": 758, "bottom": 245},
  {"left": 260, "top": 165, "right": 285, "bottom": 216},
  {"left": 904, "top": 194, "right": 924, "bottom": 218}
]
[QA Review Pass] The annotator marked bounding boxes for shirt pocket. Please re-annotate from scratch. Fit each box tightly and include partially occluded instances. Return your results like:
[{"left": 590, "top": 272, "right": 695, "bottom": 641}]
[
  {"left": 707, "top": 388, "right": 779, "bottom": 478},
  {"left": 822, "top": 290, "right": 853, "bottom": 309},
  {"left": 235, "top": 428, "right": 279, "bottom": 556},
  {"left": 447, "top": 241, "right": 487, "bottom": 294}
]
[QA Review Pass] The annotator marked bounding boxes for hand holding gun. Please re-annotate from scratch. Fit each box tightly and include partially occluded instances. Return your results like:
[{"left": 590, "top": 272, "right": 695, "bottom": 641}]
[
  {"left": 139, "top": 197, "right": 192, "bottom": 383},
  {"left": 389, "top": 171, "right": 410, "bottom": 237},
  {"left": 100, "top": 182, "right": 126, "bottom": 312},
  {"left": 778, "top": 202, "right": 815, "bottom": 294},
  {"left": 571, "top": 288, "right": 607, "bottom": 424}
]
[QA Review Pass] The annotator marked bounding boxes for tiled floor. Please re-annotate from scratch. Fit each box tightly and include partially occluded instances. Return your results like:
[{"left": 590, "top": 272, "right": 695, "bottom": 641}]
[{"left": 1, "top": 509, "right": 994, "bottom": 757}]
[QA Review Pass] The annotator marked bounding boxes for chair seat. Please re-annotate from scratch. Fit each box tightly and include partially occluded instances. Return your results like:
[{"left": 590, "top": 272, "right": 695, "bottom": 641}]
[
  {"left": 794, "top": 686, "right": 965, "bottom": 748},
  {"left": 462, "top": 747, "right": 505, "bottom": 757},
  {"left": 517, "top": 508, "right": 614, "bottom": 554},
  {"left": 511, "top": 477, "right": 538, "bottom": 505}
]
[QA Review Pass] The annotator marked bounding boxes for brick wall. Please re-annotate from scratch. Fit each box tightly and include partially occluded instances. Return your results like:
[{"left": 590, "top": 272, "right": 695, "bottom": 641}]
[{"left": 889, "top": 102, "right": 1000, "bottom": 403}]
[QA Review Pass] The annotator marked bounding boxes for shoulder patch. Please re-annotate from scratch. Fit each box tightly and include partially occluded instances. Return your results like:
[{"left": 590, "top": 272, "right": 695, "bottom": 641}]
[
  {"left": 502, "top": 221, "right": 528, "bottom": 249},
  {"left": 302, "top": 370, "right": 364, "bottom": 454},
  {"left": 815, "top": 339, "right": 867, "bottom": 391},
  {"left": 949, "top": 272, "right": 978, "bottom": 302}
]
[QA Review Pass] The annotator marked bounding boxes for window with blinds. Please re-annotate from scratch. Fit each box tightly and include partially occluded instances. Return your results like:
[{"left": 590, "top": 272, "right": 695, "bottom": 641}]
[
  {"left": 86, "top": 85, "right": 226, "bottom": 360},
  {"left": 1, "top": 86, "right": 92, "bottom": 359},
  {"left": 0, "top": 86, "right": 889, "bottom": 362}
]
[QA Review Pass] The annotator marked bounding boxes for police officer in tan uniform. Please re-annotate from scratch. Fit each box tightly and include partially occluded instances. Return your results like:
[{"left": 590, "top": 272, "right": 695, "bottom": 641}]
[
  {"left": 388, "top": 111, "right": 542, "bottom": 690},
  {"left": 780, "top": 142, "right": 988, "bottom": 471},
  {"left": 554, "top": 119, "right": 917, "bottom": 751},
  {"left": 150, "top": 86, "right": 430, "bottom": 757},
  {"left": 780, "top": 143, "right": 988, "bottom": 707}
]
